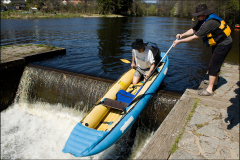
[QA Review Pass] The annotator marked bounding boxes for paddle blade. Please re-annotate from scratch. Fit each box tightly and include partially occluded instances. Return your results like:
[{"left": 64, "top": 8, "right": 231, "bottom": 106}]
[{"left": 120, "top": 59, "right": 131, "bottom": 64}]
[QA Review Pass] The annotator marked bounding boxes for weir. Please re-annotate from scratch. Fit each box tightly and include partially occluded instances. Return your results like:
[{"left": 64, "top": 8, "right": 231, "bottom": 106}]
[
  {"left": 1, "top": 64, "right": 181, "bottom": 159},
  {"left": 16, "top": 64, "right": 181, "bottom": 114},
  {"left": 17, "top": 64, "right": 115, "bottom": 112}
]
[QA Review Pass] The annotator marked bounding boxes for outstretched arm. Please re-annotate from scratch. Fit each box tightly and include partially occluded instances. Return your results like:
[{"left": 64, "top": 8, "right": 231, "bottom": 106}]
[
  {"left": 176, "top": 28, "right": 196, "bottom": 39},
  {"left": 173, "top": 34, "right": 200, "bottom": 47}
]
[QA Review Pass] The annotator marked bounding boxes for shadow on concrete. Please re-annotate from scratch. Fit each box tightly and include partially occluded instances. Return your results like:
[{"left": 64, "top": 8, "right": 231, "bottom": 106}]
[
  {"left": 214, "top": 76, "right": 228, "bottom": 90},
  {"left": 225, "top": 81, "right": 239, "bottom": 130},
  {"left": 201, "top": 73, "right": 228, "bottom": 91}
]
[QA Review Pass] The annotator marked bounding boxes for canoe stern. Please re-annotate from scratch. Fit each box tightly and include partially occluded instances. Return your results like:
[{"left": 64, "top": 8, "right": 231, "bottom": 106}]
[{"left": 62, "top": 123, "right": 109, "bottom": 157}]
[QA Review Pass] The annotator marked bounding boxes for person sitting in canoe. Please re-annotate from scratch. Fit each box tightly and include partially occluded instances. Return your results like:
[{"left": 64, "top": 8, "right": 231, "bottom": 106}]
[{"left": 131, "top": 39, "right": 155, "bottom": 85}]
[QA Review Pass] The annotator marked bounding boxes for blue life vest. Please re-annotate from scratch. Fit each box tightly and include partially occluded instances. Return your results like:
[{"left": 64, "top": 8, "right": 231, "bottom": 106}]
[{"left": 202, "top": 13, "right": 231, "bottom": 47}]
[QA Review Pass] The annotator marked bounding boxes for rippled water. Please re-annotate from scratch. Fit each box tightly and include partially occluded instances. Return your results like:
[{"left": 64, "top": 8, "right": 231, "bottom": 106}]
[{"left": 1, "top": 17, "right": 239, "bottom": 92}]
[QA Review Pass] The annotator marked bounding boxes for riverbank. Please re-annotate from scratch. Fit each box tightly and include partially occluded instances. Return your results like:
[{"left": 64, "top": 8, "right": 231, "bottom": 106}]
[
  {"left": 137, "top": 62, "right": 239, "bottom": 159},
  {"left": 0, "top": 11, "right": 124, "bottom": 19}
]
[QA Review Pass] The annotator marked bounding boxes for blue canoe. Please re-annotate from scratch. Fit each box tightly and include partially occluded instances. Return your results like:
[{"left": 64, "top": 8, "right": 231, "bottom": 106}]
[{"left": 62, "top": 52, "right": 169, "bottom": 157}]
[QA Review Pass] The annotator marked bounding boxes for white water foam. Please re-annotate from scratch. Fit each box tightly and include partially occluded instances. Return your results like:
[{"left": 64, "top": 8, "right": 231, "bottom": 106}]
[
  {"left": 1, "top": 102, "right": 85, "bottom": 159},
  {"left": 1, "top": 101, "right": 154, "bottom": 159},
  {"left": 131, "top": 128, "right": 154, "bottom": 159}
]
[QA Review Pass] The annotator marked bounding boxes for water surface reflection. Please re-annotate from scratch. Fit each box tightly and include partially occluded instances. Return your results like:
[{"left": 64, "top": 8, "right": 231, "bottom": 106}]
[{"left": 1, "top": 17, "right": 239, "bottom": 92}]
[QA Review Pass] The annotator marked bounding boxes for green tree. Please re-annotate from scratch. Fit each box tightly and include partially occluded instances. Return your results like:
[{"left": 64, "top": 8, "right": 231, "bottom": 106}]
[
  {"left": 97, "top": 0, "right": 132, "bottom": 14},
  {"left": 148, "top": 4, "right": 156, "bottom": 16},
  {"left": 131, "top": 0, "right": 145, "bottom": 16},
  {"left": 96, "top": 3, "right": 104, "bottom": 14},
  {"left": 155, "top": 0, "right": 239, "bottom": 24},
  {"left": 26, "top": 0, "right": 34, "bottom": 5}
]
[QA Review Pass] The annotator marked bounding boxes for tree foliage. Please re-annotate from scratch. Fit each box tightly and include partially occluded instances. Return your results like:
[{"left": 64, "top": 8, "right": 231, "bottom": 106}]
[
  {"left": 148, "top": 4, "right": 156, "bottom": 16},
  {"left": 156, "top": 0, "right": 239, "bottom": 24},
  {"left": 21, "top": 0, "right": 238, "bottom": 24},
  {"left": 131, "top": 0, "right": 146, "bottom": 16},
  {"left": 97, "top": 0, "right": 132, "bottom": 14}
]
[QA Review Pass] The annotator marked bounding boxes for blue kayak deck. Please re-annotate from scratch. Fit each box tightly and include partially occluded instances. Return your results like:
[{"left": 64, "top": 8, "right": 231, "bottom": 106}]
[{"left": 62, "top": 123, "right": 109, "bottom": 157}]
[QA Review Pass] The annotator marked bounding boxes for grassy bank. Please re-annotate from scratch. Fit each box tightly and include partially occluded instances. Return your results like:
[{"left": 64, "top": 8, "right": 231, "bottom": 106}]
[{"left": 1, "top": 10, "right": 124, "bottom": 19}]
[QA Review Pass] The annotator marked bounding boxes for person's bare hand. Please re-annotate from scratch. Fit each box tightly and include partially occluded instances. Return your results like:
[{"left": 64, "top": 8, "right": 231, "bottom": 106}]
[
  {"left": 131, "top": 63, "right": 135, "bottom": 68},
  {"left": 145, "top": 71, "right": 151, "bottom": 78},
  {"left": 173, "top": 39, "right": 180, "bottom": 47},
  {"left": 176, "top": 34, "right": 182, "bottom": 39}
]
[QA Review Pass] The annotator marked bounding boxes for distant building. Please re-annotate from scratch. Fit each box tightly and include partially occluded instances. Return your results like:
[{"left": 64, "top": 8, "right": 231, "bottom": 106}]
[
  {"left": 2, "top": 0, "right": 26, "bottom": 4},
  {"left": 1, "top": 0, "right": 26, "bottom": 10},
  {"left": 29, "top": 7, "right": 38, "bottom": 13},
  {"left": 2, "top": 0, "right": 12, "bottom": 4}
]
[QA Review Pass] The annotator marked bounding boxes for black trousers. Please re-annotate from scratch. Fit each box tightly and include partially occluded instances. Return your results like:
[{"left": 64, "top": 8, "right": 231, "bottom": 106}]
[{"left": 208, "top": 42, "right": 233, "bottom": 76}]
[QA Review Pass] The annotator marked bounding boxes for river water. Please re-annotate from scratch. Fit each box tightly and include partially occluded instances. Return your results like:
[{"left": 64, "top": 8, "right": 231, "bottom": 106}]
[
  {"left": 1, "top": 17, "right": 239, "bottom": 159},
  {"left": 1, "top": 17, "right": 239, "bottom": 92}
]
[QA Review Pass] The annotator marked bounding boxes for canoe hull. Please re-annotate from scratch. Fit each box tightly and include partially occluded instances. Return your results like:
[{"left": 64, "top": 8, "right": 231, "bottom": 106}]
[
  {"left": 63, "top": 52, "right": 169, "bottom": 157},
  {"left": 86, "top": 52, "right": 169, "bottom": 156}
]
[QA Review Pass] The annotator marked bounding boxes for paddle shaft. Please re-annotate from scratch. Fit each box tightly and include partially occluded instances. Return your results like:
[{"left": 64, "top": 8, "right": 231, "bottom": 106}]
[
  {"left": 160, "top": 43, "right": 174, "bottom": 63},
  {"left": 142, "top": 42, "right": 174, "bottom": 86}
]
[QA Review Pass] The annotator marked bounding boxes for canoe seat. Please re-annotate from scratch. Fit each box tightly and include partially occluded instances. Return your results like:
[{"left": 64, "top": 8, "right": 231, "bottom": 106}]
[
  {"left": 116, "top": 90, "right": 134, "bottom": 104},
  {"left": 102, "top": 98, "right": 128, "bottom": 113}
]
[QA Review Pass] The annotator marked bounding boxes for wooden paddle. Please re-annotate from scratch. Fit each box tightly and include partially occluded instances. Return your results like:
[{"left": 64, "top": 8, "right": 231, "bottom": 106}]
[{"left": 120, "top": 59, "right": 131, "bottom": 64}]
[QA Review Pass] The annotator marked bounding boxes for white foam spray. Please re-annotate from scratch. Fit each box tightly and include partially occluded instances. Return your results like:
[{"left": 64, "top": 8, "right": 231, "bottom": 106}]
[{"left": 1, "top": 102, "right": 84, "bottom": 159}]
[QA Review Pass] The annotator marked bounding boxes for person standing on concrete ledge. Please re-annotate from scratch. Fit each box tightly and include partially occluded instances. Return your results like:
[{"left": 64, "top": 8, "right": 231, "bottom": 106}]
[{"left": 173, "top": 4, "right": 232, "bottom": 96}]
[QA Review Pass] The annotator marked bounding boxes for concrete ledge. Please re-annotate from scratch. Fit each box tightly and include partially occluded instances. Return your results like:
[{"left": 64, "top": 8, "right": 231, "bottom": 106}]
[
  {"left": 1, "top": 44, "right": 66, "bottom": 63},
  {"left": 0, "top": 58, "right": 25, "bottom": 111},
  {"left": 137, "top": 90, "right": 197, "bottom": 159},
  {"left": 0, "top": 45, "right": 66, "bottom": 112},
  {"left": 23, "top": 48, "right": 66, "bottom": 63}
]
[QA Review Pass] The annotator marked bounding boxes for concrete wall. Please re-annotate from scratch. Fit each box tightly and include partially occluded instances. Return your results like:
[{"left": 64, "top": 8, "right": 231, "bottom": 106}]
[
  {"left": 0, "top": 48, "right": 66, "bottom": 111},
  {"left": 0, "top": 59, "right": 25, "bottom": 111}
]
